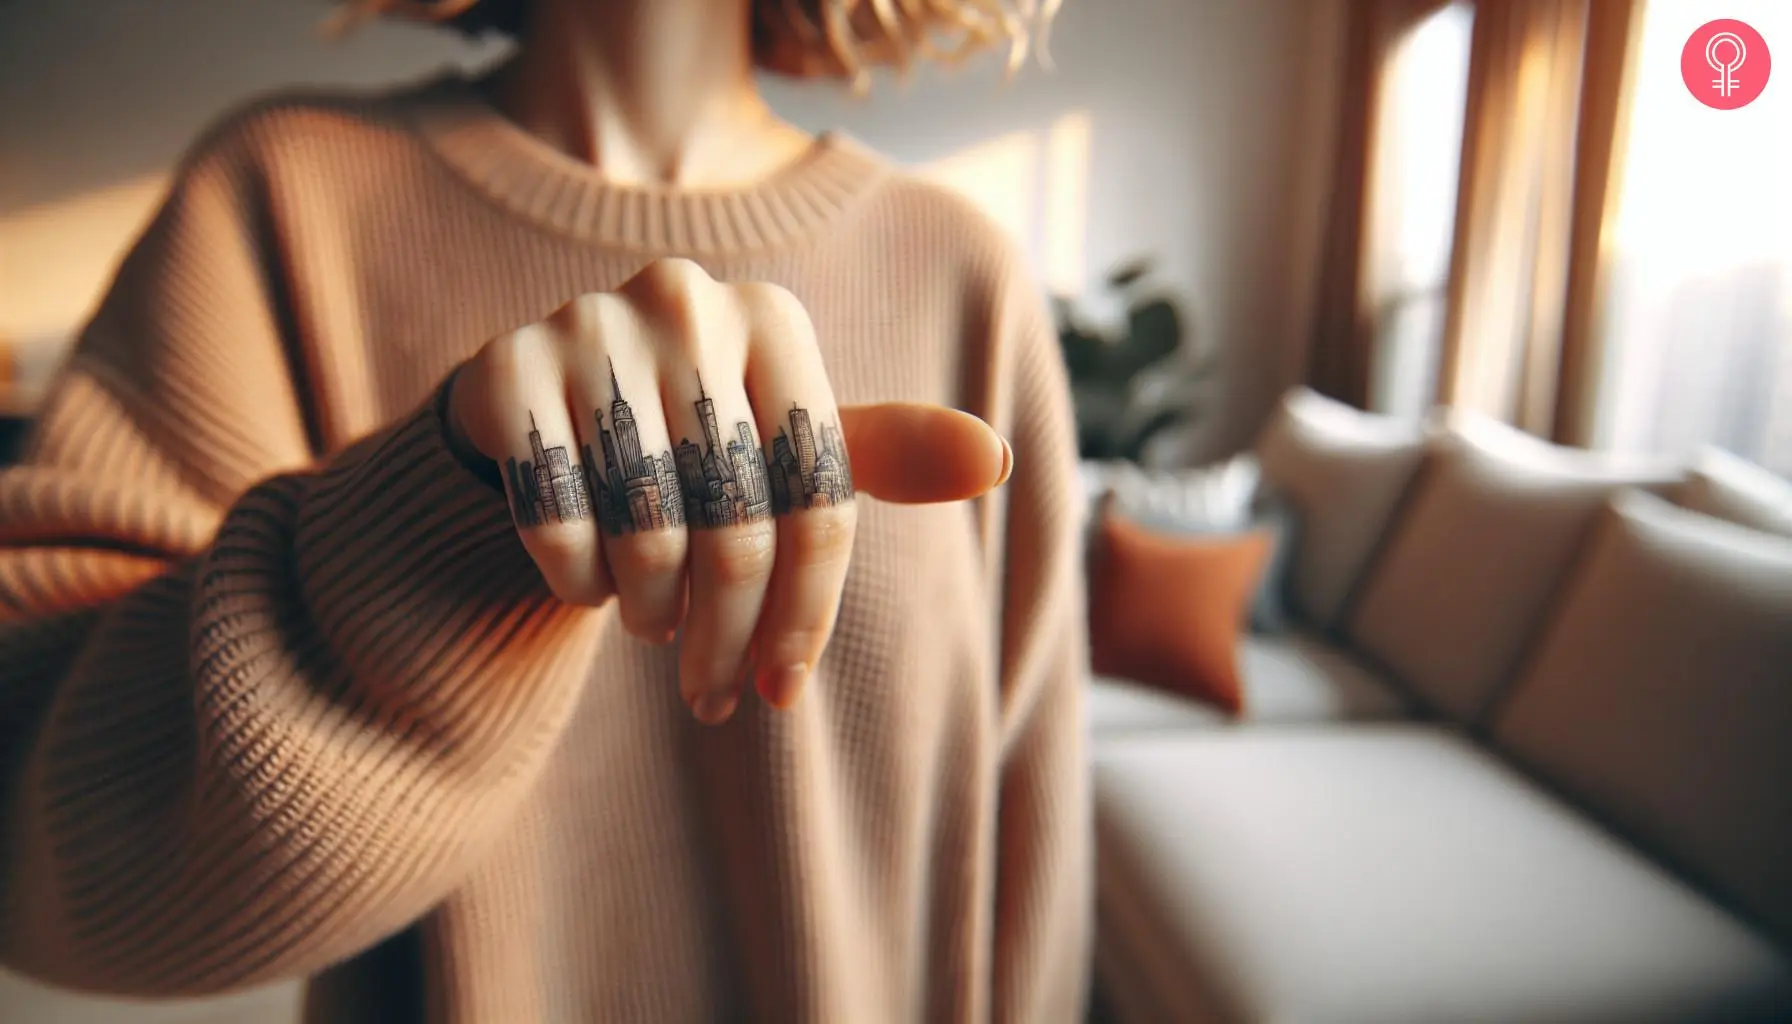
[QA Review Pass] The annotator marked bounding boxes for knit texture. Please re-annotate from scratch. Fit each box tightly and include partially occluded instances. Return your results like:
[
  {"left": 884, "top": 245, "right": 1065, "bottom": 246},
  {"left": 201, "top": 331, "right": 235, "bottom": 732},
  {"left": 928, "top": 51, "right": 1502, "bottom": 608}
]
[{"left": 0, "top": 75, "right": 1090, "bottom": 1023}]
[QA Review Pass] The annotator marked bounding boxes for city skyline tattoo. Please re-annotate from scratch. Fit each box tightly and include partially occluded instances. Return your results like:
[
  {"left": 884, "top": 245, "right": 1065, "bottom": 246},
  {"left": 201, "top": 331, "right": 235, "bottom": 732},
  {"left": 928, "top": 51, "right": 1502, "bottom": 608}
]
[
  {"left": 505, "top": 365, "right": 854, "bottom": 533},
  {"left": 507, "top": 412, "right": 592, "bottom": 527}
]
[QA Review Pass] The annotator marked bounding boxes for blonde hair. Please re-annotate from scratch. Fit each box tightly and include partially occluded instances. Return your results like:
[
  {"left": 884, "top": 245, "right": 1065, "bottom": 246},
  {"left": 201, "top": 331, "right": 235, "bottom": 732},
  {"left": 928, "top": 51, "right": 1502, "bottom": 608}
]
[{"left": 327, "top": 0, "right": 1058, "bottom": 88}]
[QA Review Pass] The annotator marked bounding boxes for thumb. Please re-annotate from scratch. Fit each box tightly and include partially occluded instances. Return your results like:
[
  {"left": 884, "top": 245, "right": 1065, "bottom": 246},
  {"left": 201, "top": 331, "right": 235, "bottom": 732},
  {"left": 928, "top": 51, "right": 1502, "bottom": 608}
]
[{"left": 839, "top": 403, "right": 1013, "bottom": 505}]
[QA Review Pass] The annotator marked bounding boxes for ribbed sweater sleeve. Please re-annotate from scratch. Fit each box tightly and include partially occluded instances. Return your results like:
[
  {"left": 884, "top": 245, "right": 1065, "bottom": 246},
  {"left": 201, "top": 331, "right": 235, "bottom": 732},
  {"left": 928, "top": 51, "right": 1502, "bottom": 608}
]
[
  {"left": 0, "top": 138, "right": 598, "bottom": 997},
  {"left": 988, "top": 275, "right": 1093, "bottom": 1023}
]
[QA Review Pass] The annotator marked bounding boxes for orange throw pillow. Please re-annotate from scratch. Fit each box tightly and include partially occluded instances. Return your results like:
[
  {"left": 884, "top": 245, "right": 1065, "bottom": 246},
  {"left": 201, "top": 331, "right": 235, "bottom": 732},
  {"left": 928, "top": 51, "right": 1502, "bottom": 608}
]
[{"left": 1088, "top": 505, "right": 1274, "bottom": 714}]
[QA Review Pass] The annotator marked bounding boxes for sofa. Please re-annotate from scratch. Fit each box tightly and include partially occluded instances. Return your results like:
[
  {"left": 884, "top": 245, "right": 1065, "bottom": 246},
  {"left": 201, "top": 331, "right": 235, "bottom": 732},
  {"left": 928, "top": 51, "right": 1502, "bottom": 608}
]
[{"left": 1086, "top": 388, "right": 1792, "bottom": 1023}]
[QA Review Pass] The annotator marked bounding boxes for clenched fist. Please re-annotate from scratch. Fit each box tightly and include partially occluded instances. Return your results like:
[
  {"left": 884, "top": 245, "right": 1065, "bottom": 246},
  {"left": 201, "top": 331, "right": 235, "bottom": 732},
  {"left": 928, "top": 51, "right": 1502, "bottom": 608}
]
[{"left": 447, "top": 259, "right": 1010, "bottom": 724}]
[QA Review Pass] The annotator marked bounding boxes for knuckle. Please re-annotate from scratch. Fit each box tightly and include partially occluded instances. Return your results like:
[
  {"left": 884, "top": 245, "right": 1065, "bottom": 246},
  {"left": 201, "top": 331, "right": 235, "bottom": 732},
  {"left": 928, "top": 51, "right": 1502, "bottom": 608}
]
[
  {"left": 645, "top": 256, "right": 711, "bottom": 285},
  {"left": 622, "top": 259, "right": 716, "bottom": 352},
  {"left": 479, "top": 326, "right": 542, "bottom": 387},
  {"left": 546, "top": 292, "right": 608, "bottom": 339},
  {"left": 735, "top": 281, "right": 811, "bottom": 335},
  {"left": 624, "top": 257, "right": 711, "bottom": 305},
  {"left": 784, "top": 506, "right": 857, "bottom": 568},
  {"left": 705, "top": 523, "right": 778, "bottom": 587},
  {"left": 609, "top": 529, "right": 688, "bottom": 579}
]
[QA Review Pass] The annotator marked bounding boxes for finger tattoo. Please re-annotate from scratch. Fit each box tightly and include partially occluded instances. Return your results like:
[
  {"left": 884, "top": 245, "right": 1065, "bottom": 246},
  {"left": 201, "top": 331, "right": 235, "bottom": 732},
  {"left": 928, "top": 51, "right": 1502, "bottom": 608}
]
[
  {"left": 554, "top": 368, "right": 855, "bottom": 536},
  {"left": 507, "top": 412, "right": 594, "bottom": 527}
]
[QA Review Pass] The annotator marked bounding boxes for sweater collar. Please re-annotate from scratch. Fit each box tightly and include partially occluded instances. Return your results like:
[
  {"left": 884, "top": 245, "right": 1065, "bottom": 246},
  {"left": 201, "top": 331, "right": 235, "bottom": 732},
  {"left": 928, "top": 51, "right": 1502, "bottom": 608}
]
[{"left": 408, "top": 74, "right": 887, "bottom": 254}]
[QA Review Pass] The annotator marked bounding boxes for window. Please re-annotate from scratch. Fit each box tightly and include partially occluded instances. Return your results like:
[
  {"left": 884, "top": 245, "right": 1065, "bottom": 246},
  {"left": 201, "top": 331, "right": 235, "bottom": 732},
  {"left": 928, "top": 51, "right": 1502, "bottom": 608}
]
[{"left": 1593, "top": 0, "right": 1792, "bottom": 473}]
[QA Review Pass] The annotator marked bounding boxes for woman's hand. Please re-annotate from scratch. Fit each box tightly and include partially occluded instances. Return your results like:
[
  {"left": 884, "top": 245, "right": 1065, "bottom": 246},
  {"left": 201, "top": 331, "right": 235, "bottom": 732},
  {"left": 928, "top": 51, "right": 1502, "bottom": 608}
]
[{"left": 447, "top": 258, "right": 1010, "bottom": 724}]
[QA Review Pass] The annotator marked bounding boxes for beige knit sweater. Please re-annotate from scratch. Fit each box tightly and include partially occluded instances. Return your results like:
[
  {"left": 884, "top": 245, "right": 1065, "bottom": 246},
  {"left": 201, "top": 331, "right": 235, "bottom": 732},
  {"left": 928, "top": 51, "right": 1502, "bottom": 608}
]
[{"left": 0, "top": 75, "right": 1090, "bottom": 1023}]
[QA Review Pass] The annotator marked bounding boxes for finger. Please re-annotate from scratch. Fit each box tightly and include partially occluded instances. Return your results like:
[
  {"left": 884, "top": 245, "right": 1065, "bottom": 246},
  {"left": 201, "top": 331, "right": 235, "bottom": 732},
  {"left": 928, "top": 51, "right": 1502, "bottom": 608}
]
[
  {"left": 735, "top": 283, "right": 856, "bottom": 710},
  {"left": 629, "top": 260, "right": 771, "bottom": 724},
  {"left": 838, "top": 403, "right": 1012, "bottom": 504},
  {"left": 469, "top": 325, "right": 609, "bottom": 604},
  {"left": 555, "top": 295, "right": 690, "bottom": 643}
]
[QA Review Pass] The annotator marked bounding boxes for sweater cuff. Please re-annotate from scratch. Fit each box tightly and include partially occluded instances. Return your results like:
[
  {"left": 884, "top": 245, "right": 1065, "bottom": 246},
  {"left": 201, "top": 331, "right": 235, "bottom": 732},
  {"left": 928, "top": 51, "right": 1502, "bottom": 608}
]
[
  {"left": 291, "top": 387, "right": 575, "bottom": 735},
  {"left": 434, "top": 362, "right": 505, "bottom": 493}
]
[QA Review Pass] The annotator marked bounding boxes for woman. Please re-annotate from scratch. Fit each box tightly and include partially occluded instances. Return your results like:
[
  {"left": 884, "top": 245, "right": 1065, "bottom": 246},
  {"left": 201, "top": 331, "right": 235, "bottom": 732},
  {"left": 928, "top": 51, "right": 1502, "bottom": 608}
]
[{"left": 0, "top": 0, "right": 1089, "bottom": 1021}]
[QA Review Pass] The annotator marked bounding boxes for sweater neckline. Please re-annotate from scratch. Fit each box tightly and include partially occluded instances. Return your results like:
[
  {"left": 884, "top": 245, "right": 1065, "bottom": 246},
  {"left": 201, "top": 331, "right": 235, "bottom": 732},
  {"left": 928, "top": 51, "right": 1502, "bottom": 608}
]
[{"left": 407, "top": 74, "right": 887, "bottom": 254}]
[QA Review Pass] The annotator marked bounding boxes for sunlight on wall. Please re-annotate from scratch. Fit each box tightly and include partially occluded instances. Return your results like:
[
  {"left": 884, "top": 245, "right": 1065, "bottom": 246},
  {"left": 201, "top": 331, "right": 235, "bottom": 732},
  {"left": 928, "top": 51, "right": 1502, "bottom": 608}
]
[
  {"left": 0, "top": 173, "right": 169, "bottom": 337},
  {"left": 1042, "top": 112, "right": 1093, "bottom": 298},
  {"left": 916, "top": 128, "right": 1043, "bottom": 251},
  {"left": 0, "top": 173, "right": 168, "bottom": 409},
  {"left": 915, "top": 109, "right": 1094, "bottom": 297}
]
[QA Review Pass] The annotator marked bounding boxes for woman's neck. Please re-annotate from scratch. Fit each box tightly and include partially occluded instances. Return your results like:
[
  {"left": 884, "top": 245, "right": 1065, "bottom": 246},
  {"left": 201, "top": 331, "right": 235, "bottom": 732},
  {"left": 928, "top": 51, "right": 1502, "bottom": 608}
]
[{"left": 488, "top": 0, "right": 814, "bottom": 190}]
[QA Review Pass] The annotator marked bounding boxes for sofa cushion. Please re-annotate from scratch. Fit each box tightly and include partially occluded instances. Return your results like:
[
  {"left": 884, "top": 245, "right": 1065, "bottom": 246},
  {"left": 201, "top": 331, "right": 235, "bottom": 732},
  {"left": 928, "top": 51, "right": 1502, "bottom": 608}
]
[
  {"left": 1094, "top": 728, "right": 1792, "bottom": 1024},
  {"left": 1088, "top": 632, "right": 1410, "bottom": 737},
  {"left": 1254, "top": 388, "right": 1430, "bottom": 630},
  {"left": 1346, "top": 413, "right": 1681, "bottom": 725},
  {"left": 1088, "top": 509, "right": 1273, "bottom": 714},
  {"left": 1493, "top": 489, "right": 1792, "bottom": 946},
  {"left": 1671, "top": 446, "right": 1792, "bottom": 538}
]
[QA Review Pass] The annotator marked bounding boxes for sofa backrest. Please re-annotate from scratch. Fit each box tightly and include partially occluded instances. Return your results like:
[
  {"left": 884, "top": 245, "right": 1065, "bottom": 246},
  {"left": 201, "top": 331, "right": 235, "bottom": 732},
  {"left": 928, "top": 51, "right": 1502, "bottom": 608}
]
[
  {"left": 1254, "top": 388, "right": 1430, "bottom": 631},
  {"left": 1341, "top": 411, "right": 1683, "bottom": 726},
  {"left": 1490, "top": 489, "right": 1792, "bottom": 947},
  {"left": 1672, "top": 446, "right": 1792, "bottom": 539}
]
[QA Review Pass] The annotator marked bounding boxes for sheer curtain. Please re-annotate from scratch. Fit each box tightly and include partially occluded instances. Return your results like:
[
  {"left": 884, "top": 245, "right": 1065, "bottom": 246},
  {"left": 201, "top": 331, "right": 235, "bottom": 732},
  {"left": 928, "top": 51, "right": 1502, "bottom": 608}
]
[
  {"left": 1365, "top": 1, "right": 1475, "bottom": 420},
  {"left": 1593, "top": 0, "right": 1792, "bottom": 474}
]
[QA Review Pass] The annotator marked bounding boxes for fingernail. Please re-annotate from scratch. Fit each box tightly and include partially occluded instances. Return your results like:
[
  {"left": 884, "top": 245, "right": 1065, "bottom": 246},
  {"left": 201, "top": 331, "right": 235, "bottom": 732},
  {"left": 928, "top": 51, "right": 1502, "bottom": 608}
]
[
  {"left": 691, "top": 690, "right": 738, "bottom": 725},
  {"left": 761, "top": 663, "right": 807, "bottom": 710},
  {"left": 996, "top": 437, "right": 1014, "bottom": 487}
]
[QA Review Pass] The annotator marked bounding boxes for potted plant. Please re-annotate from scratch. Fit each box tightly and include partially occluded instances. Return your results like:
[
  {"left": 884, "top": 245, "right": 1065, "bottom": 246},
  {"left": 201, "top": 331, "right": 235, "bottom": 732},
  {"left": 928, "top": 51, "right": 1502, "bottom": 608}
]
[{"left": 1055, "top": 256, "right": 1217, "bottom": 462}]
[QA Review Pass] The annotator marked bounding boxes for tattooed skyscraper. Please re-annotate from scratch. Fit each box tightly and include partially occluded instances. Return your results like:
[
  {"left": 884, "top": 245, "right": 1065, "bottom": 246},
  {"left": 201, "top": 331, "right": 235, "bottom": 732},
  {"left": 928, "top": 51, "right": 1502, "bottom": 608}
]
[
  {"left": 588, "top": 361, "right": 681, "bottom": 534},
  {"left": 767, "top": 402, "right": 853, "bottom": 514},
  {"left": 507, "top": 412, "right": 591, "bottom": 527}
]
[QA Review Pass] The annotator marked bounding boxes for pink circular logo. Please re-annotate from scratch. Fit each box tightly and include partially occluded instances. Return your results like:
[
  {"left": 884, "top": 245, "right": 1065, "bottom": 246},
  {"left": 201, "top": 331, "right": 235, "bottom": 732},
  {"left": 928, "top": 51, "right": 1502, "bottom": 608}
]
[{"left": 1682, "top": 19, "right": 1771, "bottom": 109}]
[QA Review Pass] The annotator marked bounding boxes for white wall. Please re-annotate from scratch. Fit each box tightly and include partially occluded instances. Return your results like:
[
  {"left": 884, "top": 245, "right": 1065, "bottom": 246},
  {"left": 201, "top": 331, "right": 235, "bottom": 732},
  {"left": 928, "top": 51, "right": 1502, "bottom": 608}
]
[{"left": 0, "top": 0, "right": 1340, "bottom": 451}]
